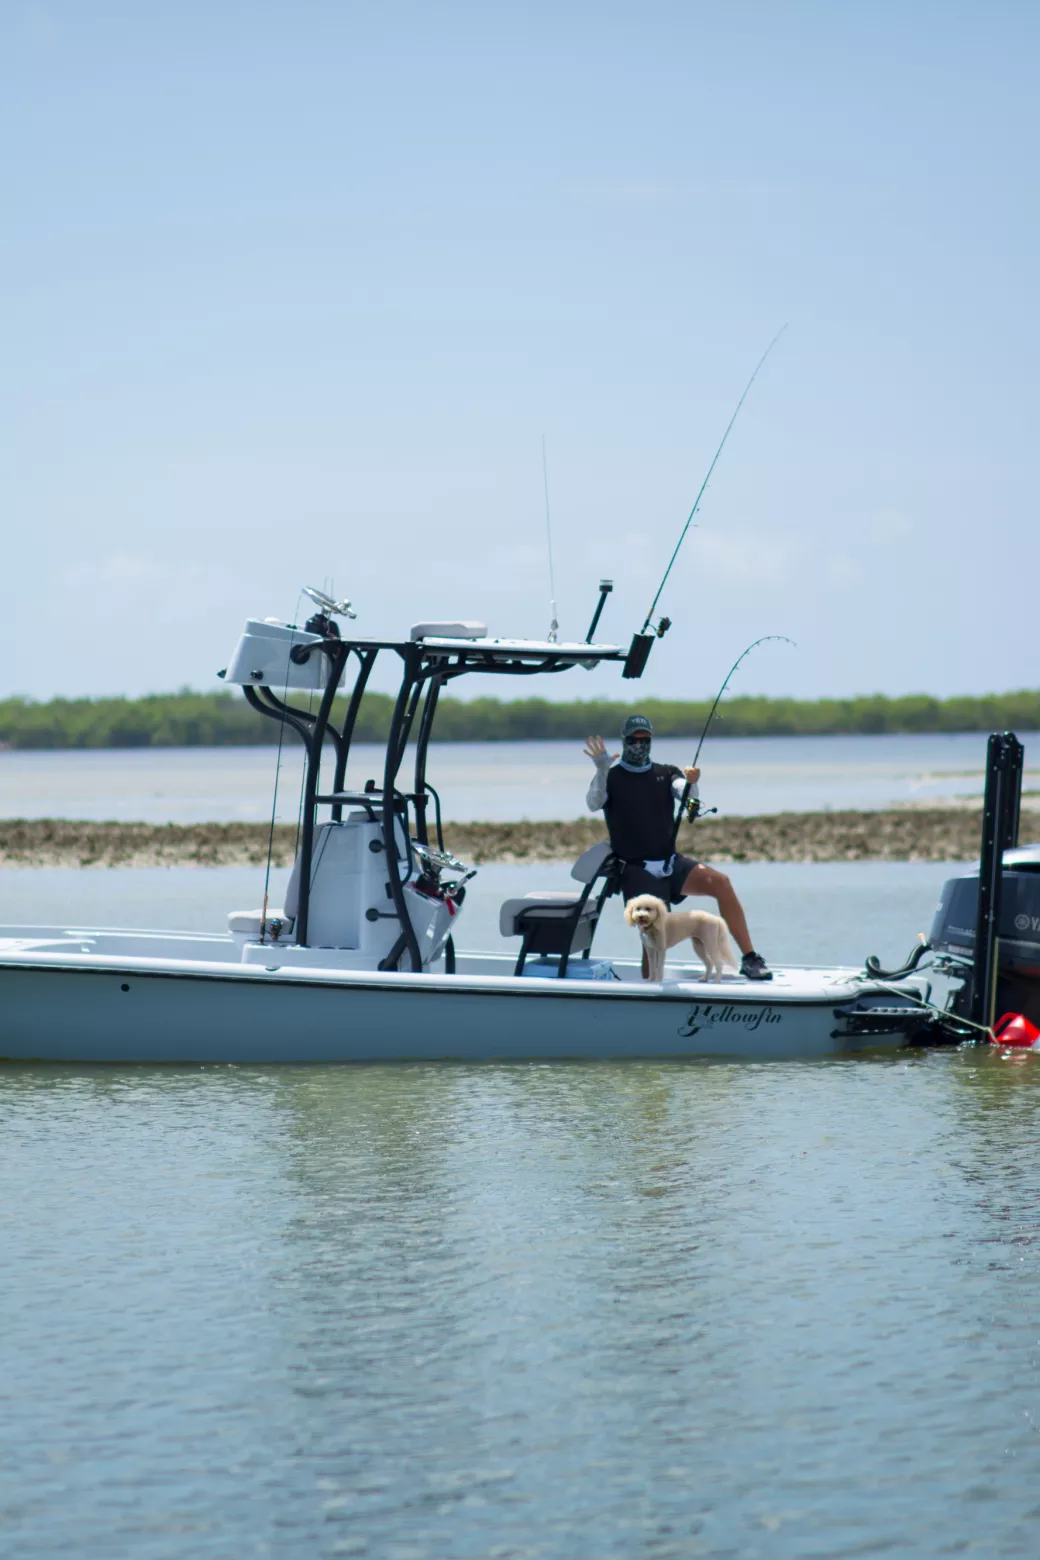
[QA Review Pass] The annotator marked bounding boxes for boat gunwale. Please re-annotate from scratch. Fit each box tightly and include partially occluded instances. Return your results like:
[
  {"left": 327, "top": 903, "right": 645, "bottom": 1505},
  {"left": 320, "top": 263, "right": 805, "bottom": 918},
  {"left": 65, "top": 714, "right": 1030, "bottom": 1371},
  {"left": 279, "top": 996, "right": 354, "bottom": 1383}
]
[{"left": 0, "top": 945, "right": 921, "bottom": 1007}]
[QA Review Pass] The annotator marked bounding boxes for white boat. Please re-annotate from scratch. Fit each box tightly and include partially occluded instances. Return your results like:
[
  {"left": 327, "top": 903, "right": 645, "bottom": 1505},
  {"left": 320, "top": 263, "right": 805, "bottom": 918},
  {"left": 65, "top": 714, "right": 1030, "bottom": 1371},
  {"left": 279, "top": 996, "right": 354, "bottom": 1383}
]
[{"left": 0, "top": 587, "right": 936, "bottom": 1063}]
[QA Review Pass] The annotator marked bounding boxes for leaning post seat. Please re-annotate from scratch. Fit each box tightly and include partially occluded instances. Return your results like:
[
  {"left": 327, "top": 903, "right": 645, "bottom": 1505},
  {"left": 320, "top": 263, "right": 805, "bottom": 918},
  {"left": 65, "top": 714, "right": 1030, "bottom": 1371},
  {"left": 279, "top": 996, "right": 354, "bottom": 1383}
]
[{"left": 499, "top": 841, "right": 618, "bottom": 977}]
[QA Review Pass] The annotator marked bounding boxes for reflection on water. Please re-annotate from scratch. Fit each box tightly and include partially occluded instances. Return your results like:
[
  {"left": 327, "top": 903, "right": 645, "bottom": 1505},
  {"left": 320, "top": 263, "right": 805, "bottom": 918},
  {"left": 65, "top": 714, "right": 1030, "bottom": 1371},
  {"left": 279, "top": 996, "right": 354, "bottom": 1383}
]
[{"left": 3, "top": 1055, "right": 1040, "bottom": 1556}]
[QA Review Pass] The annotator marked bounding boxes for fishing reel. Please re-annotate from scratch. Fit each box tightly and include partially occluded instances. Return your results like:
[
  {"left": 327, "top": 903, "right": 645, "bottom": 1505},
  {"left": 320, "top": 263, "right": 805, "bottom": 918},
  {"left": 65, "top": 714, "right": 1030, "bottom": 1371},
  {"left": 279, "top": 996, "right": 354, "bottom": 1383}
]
[{"left": 683, "top": 797, "right": 717, "bottom": 825}]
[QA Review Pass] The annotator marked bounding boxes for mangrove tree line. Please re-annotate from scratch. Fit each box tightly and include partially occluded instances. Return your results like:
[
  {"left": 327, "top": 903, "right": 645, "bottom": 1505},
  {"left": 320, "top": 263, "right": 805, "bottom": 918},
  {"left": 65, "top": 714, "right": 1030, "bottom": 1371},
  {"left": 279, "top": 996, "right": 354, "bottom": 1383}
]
[{"left": 0, "top": 689, "right": 1038, "bottom": 748}]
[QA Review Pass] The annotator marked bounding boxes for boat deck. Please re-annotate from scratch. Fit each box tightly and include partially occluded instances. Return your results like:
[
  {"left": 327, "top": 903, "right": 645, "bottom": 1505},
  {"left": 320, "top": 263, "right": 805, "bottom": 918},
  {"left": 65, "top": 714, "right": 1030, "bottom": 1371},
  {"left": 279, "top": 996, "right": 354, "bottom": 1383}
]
[{"left": 0, "top": 925, "right": 889, "bottom": 996}]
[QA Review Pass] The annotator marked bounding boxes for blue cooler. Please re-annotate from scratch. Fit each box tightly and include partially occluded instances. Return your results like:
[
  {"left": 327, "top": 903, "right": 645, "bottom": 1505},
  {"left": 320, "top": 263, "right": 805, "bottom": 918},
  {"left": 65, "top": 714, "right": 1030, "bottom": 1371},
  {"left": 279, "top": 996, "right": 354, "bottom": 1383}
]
[{"left": 518, "top": 957, "right": 618, "bottom": 981}]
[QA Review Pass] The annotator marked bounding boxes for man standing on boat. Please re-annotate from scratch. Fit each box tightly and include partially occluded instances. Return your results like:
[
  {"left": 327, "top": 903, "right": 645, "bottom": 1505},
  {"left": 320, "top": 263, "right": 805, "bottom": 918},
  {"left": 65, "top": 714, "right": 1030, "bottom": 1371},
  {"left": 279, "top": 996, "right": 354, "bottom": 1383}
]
[{"left": 584, "top": 714, "right": 772, "bottom": 980}]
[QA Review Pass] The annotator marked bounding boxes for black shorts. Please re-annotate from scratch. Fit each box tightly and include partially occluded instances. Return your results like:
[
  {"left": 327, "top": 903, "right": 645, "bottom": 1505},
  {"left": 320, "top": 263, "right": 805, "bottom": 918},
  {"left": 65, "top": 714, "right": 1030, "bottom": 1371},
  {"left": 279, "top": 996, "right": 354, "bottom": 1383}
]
[{"left": 620, "top": 852, "right": 699, "bottom": 906}]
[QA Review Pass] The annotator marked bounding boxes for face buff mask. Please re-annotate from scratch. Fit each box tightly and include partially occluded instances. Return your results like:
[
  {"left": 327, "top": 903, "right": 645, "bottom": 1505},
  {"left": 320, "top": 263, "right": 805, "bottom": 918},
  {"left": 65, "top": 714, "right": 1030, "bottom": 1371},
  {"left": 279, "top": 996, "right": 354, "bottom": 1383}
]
[{"left": 620, "top": 732, "right": 652, "bottom": 770}]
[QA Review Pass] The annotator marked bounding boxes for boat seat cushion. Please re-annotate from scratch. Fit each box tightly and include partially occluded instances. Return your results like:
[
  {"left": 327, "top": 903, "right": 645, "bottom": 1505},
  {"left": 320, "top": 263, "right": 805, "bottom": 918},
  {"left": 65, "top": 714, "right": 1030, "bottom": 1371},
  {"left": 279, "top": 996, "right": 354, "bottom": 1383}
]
[
  {"left": 228, "top": 908, "right": 294, "bottom": 940},
  {"left": 499, "top": 891, "right": 595, "bottom": 938},
  {"left": 570, "top": 840, "right": 614, "bottom": 883}
]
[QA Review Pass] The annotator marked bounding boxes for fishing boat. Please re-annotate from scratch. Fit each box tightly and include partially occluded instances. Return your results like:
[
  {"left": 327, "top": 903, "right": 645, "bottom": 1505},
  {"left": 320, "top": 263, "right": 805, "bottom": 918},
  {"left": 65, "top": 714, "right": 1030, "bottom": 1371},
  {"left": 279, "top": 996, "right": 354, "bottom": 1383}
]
[{"left": 0, "top": 585, "right": 943, "bottom": 1063}]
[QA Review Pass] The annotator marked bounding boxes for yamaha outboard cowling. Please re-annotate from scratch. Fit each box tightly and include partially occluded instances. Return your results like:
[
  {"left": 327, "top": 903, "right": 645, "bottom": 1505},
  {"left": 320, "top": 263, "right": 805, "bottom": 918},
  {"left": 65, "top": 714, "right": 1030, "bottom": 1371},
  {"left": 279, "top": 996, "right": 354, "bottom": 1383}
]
[{"left": 930, "top": 844, "right": 1040, "bottom": 1025}]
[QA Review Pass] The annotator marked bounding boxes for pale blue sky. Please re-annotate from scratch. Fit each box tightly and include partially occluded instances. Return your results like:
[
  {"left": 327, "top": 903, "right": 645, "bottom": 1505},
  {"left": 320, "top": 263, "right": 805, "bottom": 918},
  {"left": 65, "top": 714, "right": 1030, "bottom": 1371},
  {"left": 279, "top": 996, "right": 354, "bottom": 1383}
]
[{"left": 3, "top": 1, "right": 1037, "bottom": 703}]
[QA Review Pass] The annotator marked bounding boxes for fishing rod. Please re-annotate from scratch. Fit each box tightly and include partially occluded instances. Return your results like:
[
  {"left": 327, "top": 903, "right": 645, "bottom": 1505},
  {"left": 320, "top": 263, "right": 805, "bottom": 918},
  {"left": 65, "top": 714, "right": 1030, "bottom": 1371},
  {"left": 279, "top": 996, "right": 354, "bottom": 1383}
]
[
  {"left": 639, "top": 325, "right": 788, "bottom": 639},
  {"left": 693, "top": 636, "right": 796, "bottom": 767},
  {"left": 673, "top": 634, "right": 796, "bottom": 840}
]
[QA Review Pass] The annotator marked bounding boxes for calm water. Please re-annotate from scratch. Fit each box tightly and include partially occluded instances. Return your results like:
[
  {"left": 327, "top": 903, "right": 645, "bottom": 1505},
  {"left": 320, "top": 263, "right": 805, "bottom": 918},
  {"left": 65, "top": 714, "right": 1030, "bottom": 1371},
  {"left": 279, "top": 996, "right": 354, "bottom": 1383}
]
[
  {"left": 1, "top": 859, "right": 954, "bottom": 968},
  {"left": 6, "top": 863, "right": 1040, "bottom": 1556},
  {"left": 2, "top": 732, "right": 1038, "bottom": 823},
  {"left": 3, "top": 1053, "right": 1040, "bottom": 1558}
]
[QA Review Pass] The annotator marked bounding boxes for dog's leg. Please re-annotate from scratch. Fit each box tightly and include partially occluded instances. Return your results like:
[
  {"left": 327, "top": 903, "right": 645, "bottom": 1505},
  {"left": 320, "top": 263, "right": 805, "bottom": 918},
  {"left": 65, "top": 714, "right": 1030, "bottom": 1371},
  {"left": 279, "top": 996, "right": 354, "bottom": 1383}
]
[
  {"left": 691, "top": 936, "right": 713, "bottom": 982},
  {"left": 643, "top": 940, "right": 665, "bottom": 982}
]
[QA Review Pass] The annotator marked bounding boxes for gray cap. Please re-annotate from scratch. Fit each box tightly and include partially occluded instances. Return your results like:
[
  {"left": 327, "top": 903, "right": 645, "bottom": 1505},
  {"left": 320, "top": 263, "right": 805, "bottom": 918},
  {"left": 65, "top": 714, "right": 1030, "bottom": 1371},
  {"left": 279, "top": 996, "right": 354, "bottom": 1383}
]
[{"left": 621, "top": 713, "right": 653, "bottom": 738}]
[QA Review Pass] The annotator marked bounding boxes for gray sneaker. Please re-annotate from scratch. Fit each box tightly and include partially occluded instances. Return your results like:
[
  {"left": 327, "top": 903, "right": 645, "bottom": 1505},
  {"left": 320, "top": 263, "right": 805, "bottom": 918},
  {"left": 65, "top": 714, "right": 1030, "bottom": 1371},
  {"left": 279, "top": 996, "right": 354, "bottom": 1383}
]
[{"left": 740, "top": 951, "right": 773, "bottom": 981}]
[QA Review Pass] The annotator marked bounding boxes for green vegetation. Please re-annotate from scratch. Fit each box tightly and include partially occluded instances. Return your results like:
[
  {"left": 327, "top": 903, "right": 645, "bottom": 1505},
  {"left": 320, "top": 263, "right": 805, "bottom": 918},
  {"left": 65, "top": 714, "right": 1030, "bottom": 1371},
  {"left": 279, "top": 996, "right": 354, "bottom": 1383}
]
[{"left": 1, "top": 688, "right": 1038, "bottom": 749}]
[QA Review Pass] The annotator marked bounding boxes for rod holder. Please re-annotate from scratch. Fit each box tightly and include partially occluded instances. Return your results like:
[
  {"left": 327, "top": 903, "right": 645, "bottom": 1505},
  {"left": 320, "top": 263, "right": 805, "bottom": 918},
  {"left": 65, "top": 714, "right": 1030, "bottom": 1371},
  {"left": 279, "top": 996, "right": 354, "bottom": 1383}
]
[
  {"left": 584, "top": 579, "right": 613, "bottom": 644},
  {"left": 622, "top": 632, "right": 655, "bottom": 680}
]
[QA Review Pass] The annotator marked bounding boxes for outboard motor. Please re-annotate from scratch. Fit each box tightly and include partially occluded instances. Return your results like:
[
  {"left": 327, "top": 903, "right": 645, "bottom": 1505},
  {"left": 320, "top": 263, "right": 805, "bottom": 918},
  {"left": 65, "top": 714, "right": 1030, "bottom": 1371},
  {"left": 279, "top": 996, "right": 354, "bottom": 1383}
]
[{"left": 930, "top": 843, "right": 1040, "bottom": 1026}]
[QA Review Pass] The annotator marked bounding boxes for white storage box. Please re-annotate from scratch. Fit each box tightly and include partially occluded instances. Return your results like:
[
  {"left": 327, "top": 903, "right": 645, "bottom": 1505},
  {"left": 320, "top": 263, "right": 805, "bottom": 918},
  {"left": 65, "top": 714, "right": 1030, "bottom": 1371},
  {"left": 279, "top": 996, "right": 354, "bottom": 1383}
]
[{"left": 224, "top": 620, "right": 329, "bottom": 690}]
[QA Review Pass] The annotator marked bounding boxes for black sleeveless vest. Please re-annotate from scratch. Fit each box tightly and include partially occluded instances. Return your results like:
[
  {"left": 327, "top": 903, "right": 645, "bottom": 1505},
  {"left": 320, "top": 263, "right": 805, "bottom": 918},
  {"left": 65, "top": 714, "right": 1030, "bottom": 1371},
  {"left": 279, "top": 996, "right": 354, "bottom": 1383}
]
[{"left": 604, "top": 763, "right": 682, "bottom": 861}]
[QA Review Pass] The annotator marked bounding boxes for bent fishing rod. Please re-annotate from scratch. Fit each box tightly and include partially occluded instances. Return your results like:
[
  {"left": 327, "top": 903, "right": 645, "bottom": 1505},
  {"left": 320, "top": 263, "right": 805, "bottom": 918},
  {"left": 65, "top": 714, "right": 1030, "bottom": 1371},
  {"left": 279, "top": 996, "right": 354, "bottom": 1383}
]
[
  {"left": 636, "top": 322, "right": 788, "bottom": 652},
  {"left": 672, "top": 634, "right": 796, "bottom": 841},
  {"left": 692, "top": 635, "right": 796, "bottom": 767}
]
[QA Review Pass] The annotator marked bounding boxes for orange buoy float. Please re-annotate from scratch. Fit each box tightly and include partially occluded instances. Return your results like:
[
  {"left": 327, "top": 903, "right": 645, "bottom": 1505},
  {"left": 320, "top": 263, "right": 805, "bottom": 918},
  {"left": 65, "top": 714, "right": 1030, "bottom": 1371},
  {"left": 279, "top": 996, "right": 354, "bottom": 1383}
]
[{"left": 991, "top": 1012, "right": 1040, "bottom": 1049}]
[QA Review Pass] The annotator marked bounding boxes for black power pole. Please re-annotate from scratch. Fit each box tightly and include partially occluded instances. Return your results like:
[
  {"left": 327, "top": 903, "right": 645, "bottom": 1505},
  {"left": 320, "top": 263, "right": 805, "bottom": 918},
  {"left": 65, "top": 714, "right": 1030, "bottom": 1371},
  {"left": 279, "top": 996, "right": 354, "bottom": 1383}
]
[{"left": 971, "top": 732, "right": 1025, "bottom": 1032}]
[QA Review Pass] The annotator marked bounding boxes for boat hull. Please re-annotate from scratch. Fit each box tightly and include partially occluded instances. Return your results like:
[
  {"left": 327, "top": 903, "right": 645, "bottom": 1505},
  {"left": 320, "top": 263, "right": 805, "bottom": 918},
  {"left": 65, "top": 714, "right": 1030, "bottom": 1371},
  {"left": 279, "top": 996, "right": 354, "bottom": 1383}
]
[{"left": 0, "top": 938, "right": 930, "bottom": 1064}]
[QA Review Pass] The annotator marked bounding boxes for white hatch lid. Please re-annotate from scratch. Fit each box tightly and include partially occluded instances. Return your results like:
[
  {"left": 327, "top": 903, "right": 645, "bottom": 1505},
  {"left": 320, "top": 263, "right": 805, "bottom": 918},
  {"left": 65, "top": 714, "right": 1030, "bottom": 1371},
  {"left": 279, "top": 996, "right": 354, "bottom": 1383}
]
[{"left": 410, "top": 621, "right": 487, "bottom": 641}]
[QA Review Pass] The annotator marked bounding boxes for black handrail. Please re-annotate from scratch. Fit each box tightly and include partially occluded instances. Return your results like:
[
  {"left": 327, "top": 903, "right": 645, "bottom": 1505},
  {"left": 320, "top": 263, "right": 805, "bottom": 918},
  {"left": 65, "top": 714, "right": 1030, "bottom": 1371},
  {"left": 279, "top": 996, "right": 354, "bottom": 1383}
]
[
  {"left": 424, "top": 781, "right": 446, "bottom": 852},
  {"left": 381, "top": 649, "right": 425, "bottom": 972},
  {"left": 259, "top": 684, "right": 348, "bottom": 776},
  {"left": 244, "top": 683, "right": 312, "bottom": 748},
  {"left": 412, "top": 676, "right": 444, "bottom": 846},
  {"left": 330, "top": 647, "right": 377, "bottom": 820}
]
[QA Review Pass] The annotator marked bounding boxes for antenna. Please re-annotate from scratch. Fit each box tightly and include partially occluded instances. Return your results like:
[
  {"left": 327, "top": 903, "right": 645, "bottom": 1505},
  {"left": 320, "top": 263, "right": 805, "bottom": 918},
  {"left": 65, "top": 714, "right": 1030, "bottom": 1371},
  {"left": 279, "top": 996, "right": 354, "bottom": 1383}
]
[
  {"left": 541, "top": 435, "right": 559, "bottom": 643},
  {"left": 301, "top": 585, "right": 356, "bottom": 620}
]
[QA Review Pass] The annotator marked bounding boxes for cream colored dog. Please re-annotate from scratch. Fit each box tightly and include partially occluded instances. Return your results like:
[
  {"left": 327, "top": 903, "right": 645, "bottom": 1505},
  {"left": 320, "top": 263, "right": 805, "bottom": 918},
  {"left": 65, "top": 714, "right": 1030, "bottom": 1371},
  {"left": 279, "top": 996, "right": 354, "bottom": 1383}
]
[{"left": 624, "top": 893, "right": 737, "bottom": 983}]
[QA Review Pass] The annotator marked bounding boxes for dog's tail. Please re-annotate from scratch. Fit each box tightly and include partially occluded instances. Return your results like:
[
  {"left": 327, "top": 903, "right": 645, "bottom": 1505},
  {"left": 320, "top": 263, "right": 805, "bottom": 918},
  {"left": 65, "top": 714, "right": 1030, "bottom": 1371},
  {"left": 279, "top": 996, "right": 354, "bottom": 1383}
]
[{"left": 720, "top": 925, "right": 740, "bottom": 970}]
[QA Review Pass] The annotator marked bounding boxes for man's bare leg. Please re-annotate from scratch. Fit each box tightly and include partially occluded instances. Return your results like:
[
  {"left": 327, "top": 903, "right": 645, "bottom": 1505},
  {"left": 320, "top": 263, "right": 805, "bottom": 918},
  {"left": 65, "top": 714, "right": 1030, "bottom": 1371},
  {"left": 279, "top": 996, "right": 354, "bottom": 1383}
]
[{"left": 681, "top": 864, "right": 754, "bottom": 956}]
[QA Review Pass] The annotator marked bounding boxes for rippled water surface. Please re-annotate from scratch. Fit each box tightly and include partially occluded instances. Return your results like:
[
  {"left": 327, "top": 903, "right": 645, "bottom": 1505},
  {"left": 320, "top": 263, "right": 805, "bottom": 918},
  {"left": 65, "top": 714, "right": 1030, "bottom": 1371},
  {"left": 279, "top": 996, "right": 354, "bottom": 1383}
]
[
  {"left": 4, "top": 866, "right": 1040, "bottom": 1555},
  {"left": 4, "top": 1052, "right": 1040, "bottom": 1558},
  {"left": 3, "top": 732, "right": 1038, "bottom": 822}
]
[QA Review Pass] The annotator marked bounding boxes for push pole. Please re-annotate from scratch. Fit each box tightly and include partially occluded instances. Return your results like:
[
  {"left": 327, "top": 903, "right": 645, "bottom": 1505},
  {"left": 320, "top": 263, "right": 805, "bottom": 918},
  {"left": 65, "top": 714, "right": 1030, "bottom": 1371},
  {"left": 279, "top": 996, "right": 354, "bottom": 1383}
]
[{"left": 971, "top": 732, "right": 1024, "bottom": 1032}]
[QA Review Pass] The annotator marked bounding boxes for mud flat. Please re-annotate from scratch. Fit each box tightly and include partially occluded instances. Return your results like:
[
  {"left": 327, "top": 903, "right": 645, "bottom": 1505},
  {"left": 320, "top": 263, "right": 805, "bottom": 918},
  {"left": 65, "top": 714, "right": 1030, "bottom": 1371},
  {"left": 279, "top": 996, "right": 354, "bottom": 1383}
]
[{"left": 1, "top": 810, "right": 1037, "bottom": 868}]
